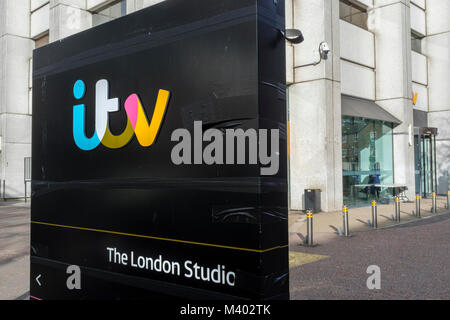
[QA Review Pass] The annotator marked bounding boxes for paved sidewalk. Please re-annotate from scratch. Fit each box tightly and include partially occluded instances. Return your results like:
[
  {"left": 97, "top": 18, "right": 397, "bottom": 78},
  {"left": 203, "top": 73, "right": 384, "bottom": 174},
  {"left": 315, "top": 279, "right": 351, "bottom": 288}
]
[
  {"left": 0, "top": 198, "right": 448, "bottom": 300},
  {"left": 290, "top": 212, "right": 450, "bottom": 299},
  {"left": 0, "top": 201, "right": 30, "bottom": 300},
  {"left": 288, "top": 196, "right": 450, "bottom": 299},
  {"left": 289, "top": 196, "right": 449, "bottom": 246}
]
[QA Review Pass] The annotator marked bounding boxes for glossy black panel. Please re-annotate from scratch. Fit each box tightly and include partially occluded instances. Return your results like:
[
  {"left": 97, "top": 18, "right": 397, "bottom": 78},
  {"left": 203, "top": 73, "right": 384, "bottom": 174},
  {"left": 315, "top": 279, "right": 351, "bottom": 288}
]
[{"left": 31, "top": 0, "right": 287, "bottom": 300}]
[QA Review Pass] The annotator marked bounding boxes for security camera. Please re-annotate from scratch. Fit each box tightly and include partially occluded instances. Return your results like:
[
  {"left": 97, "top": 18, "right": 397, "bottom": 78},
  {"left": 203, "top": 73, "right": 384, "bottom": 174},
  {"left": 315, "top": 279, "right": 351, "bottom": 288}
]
[
  {"left": 319, "top": 42, "right": 331, "bottom": 60},
  {"left": 298, "top": 40, "right": 331, "bottom": 67}
]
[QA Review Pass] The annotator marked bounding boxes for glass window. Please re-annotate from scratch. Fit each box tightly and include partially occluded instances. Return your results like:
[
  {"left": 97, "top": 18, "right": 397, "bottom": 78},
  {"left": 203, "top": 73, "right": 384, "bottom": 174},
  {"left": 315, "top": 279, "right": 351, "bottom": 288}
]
[
  {"left": 411, "top": 33, "right": 423, "bottom": 54},
  {"left": 92, "top": 0, "right": 127, "bottom": 27},
  {"left": 342, "top": 116, "right": 394, "bottom": 207},
  {"left": 34, "top": 34, "right": 49, "bottom": 49},
  {"left": 339, "top": 0, "right": 368, "bottom": 30}
]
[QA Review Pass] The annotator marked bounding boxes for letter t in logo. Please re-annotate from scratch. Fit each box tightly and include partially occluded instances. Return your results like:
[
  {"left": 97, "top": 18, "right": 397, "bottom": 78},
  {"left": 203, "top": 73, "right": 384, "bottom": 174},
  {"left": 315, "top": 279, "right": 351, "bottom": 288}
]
[{"left": 95, "top": 79, "right": 119, "bottom": 141}]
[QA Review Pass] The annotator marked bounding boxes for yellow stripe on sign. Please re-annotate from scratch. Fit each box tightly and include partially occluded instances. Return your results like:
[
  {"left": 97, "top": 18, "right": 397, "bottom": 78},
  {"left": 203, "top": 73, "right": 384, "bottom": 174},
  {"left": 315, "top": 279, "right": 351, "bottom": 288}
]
[
  {"left": 31, "top": 221, "right": 288, "bottom": 254},
  {"left": 289, "top": 251, "right": 328, "bottom": 268}
]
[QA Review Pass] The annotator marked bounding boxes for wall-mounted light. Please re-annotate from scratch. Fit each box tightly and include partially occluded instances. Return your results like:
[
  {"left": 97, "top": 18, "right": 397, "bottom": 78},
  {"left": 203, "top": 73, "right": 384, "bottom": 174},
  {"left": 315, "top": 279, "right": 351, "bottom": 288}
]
[
  {"left": 280, "top": 29, "right": 330, "bottom": 67},
  {"left": 280, "top": 29, "right": 304, "bottom": 44}
]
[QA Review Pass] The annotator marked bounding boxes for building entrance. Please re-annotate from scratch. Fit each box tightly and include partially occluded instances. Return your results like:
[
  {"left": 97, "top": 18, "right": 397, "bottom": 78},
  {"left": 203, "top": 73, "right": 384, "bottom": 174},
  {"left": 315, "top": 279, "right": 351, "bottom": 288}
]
[{"left": 414, "top": 128, "right": 438, "bottom": 198}]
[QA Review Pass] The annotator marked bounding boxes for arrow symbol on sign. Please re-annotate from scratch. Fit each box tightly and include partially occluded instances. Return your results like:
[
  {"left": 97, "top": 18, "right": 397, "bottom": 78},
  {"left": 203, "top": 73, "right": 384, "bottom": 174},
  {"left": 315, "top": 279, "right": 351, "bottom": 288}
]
[{"left": 36, "top": 275, "right": 42, "bottom": 286}]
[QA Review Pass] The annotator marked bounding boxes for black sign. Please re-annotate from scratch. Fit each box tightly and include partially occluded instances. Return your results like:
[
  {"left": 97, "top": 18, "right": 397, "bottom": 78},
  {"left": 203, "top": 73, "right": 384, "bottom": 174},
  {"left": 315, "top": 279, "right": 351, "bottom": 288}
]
[{"left": 31, "top": 0, "right": 288, "bottom": 300}]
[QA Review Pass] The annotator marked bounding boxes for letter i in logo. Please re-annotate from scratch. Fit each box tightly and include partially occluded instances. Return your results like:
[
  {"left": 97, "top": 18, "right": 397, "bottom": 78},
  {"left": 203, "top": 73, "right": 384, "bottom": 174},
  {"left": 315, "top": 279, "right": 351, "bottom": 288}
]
[{"left": 72, "top": 80, "right": 102, "bottom": 151}]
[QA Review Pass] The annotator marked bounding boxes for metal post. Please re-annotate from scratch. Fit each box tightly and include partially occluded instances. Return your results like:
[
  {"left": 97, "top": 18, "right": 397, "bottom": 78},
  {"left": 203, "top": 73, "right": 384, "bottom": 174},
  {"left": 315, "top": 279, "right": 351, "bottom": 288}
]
[
  {"left": 395, "top": 196, "right": 401, "bottom": 223},
  {"left": 306, "top": 210, "right": 313, "bottom": 246},
  {"left": 343, "top": 205, "right": 350, "bottom": 237},
  {"left": 371, "top": 200, "right": 378, "bottom": 229},
  {"left": 447, "top": 190, "right": 450, "bottom": 210},
  {"left": 432, "top": 192, "right": 437, "bottom": 214},
  {"left": 416, "top": 194, "right": 421, "bottom": 218},
  {"left": 24, "top": 158, "right": 26, "bottom": 204},
  {"left": 433, "top": 135, "right": 437, "bottom": 197}
]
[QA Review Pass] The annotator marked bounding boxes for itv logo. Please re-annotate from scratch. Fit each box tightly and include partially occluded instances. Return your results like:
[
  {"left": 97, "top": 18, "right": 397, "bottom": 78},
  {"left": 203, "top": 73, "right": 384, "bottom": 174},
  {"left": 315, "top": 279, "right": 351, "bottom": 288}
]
[
  {"left": 72, "top": 79, "right": 170, "bottom": 151},
  {"left": 71, "top": 79, "right": 279, "bottom": 175}
]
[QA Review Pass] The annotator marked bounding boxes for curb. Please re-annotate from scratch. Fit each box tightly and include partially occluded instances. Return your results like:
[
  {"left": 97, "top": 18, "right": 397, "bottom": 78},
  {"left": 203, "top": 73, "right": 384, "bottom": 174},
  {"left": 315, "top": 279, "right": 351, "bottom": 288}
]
[{"left": 353, "top": 210, "right": 450, "bottom": 233}]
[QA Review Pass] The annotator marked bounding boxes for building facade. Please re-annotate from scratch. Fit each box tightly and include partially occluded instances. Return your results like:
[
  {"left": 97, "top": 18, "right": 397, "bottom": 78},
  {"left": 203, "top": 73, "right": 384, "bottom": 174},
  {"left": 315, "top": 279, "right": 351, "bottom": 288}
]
[
  {"left": 288, "top": 0, "right": 450, "bottom": 211},
  {"left": 0, "top": 0, "right": 449, "bottom": 210}
]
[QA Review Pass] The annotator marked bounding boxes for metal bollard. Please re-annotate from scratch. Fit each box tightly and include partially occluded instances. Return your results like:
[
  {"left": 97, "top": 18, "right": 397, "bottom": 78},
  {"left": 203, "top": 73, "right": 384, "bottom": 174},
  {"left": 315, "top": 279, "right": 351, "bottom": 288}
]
[
  {"left": 447, "top": 190, "right": 450, "bottom": 210},
  {"left": 395, "top": 196, "right": 401, "bottom": 223},
  {"left": 432, "top": 192, "right": 437, "bottom": 214},
  {"left": 416, "top": 194, "right": 421, "bottom": 218},
  {"left": 306, "top": 210, "right": 313, "bottom": 246},
  {"left": 343, "top": 205, "right": 350, "bottom": 237},
  {"left": 371, "top": 200, "right": 378, "bottom": 229}
]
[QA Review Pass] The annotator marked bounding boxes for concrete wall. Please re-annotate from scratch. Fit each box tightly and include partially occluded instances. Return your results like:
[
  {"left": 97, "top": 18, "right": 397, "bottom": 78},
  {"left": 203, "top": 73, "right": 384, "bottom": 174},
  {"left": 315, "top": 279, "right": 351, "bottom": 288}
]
[
  {"left": 369, "top": 0, "right": 416, "bottom": 200},
  {"left": 31, "top": 4, "right": 50, "bottom": 39},
  {"left": 127, "top": 0, "right": 166, "bottom": 13},
  {"left": 288, "top": 0, "right": 449, "bottom": 209},
  {"left": 341, "top": 60, "right": 375, "bottom": 100},
  {"left": 411, "top": 50, "right": 428, "bottom": 113},
  {"left": 424, "top": 0, "right": 450, "bottom": 194},
  {"left": 289, "top": 0, "right": 343, "bottom": 212},
  {"left": 411, "top": 51, "right": 428, "bottom": 85},
  {"left": 340, "top": 20, "right": 375, "bottom": 68},
  {"left": 411, "top": 0, "right": 425, "bottom": 10},
  {"left": 340, "top": 17, "right": 376, "bottom": 100},
  {"left": 412, "top": 82, "right": 428, "bottom": 112},
  {"left": 0, "top": 0, "right": 33, "bottom": 198},
  {"left": 410, "top": 1, "right": 426, "bottom": 36},
  {"left": 49, "top": 0, "right": 92, "bottom": 42},
  {"left": 352, "top": 0, "right": 373, "bottom": 8}
]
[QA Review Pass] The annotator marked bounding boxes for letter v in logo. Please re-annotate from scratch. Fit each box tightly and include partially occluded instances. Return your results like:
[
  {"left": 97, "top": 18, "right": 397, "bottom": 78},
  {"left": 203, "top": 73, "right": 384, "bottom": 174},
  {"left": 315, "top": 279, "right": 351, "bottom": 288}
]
[{"left": 124, "top": 90, "right": 170, "bottom": 147}]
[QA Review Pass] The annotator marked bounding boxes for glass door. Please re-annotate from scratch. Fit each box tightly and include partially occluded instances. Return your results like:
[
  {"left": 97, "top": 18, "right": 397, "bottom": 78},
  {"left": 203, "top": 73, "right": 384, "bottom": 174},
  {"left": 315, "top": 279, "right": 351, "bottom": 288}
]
[
  {"left": 422, "top": 136, "right": 431, "bottom": 196},
  {"left": 414, "top": 130, "right": 437, "bottom": 198},
  {"left": 414, "top": 134, "right": 421, "bottom": 195}
]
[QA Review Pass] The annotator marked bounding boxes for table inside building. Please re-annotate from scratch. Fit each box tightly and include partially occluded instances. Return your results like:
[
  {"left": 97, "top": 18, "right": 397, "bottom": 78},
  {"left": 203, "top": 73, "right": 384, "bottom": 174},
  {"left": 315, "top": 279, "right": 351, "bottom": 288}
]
[{"left": 351, "top": 184, "right": 409, "bottom": 202}]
